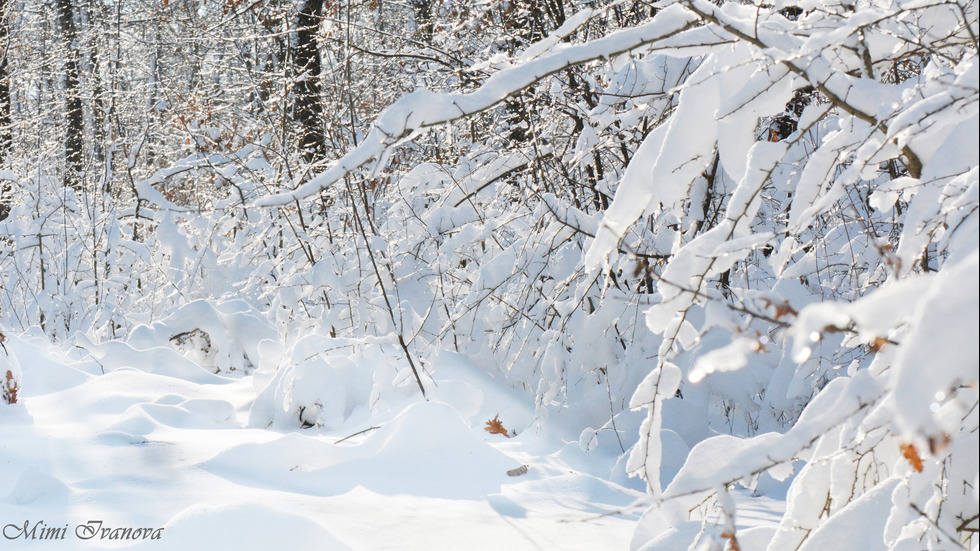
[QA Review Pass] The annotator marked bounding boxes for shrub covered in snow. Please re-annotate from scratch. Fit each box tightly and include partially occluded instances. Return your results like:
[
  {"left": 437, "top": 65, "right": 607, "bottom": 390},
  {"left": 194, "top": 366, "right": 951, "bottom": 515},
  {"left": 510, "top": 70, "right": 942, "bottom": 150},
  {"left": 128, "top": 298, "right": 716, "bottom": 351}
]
[
  {"left": 0, "top": 0, "right": 974, "bottom": 548},
  {"left": 249, "top": 336, "right": 388, "bottom": 430}
]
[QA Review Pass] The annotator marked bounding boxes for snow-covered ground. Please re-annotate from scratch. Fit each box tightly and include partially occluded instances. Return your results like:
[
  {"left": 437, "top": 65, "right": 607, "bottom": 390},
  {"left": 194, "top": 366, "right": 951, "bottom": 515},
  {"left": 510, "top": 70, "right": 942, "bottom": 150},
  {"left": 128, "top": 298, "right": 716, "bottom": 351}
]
[{"left": 0, "top": 327, "right": 674, "bottom": 550}]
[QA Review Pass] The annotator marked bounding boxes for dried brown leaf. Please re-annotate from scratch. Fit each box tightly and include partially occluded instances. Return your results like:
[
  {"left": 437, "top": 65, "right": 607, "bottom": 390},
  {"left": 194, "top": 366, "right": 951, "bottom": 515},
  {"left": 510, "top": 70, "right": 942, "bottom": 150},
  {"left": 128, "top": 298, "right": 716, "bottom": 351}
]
[
  {"left": 900, "top": 443, "right": 924, "bottom": 472},
  {"left": 869, "top": 337, "right": 890, "bottom": 352},
  {"left": 928, "top": 433, "right": 950, "bottom": 454},
  {"left": 484, "top": 414, "right": 510, "bottom": 438},
  {"left": 720, "top": 531, "right": 741, "bottom": 551},
  {"left": 759, "top": 298, "right": 798, "bottom": 320},
  {"left": 2, "top": 369, "right": 18, "bottom": 405}
]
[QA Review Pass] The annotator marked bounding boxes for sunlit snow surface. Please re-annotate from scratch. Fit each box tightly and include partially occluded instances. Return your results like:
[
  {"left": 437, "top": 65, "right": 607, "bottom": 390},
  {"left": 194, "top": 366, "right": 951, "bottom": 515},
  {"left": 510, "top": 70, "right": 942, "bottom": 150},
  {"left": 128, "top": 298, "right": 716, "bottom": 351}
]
[{"left": 0, "top": 329, "right": 701, "bottom": 550}]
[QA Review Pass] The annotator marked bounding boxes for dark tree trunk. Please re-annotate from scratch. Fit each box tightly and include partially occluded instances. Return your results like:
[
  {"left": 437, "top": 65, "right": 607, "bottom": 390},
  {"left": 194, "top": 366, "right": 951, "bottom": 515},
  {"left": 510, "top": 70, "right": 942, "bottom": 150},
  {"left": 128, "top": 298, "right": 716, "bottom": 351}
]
[
  {"left": 85, "top": 0, "right": 107, "bottom": 182},
  {"left": 0, "top": 0, "right": 9, "bottom": 158},
  {"left": 0, "top": 0, "right": 11, "bottom": 220},
  {"left": 293, "top": 0, "right": 326, "bottom": 167},
  {"left": 410, "top": 0, "right": 434, "bottom": 44},
  {"left": 57, "top": 0, "right": 84, "bottom": 190}
]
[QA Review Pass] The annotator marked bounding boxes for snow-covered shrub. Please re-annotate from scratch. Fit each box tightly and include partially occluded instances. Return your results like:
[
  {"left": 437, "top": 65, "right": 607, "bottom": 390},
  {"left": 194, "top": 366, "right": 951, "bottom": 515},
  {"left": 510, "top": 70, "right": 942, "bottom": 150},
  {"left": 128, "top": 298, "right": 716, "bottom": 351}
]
[
  {"left": 248, "top": 335, "right": 412, "bottom": 430},
  {"left": 575, "top": 1, "right": 979, "bottom": 549},
  {"left": 0, "top": 0, "right": 973, "bottom": 547},
  {"left": 126, "top": 300, "right": 277, "bottom": 374},
  {"left": 245, "top": 0, "right": 978, "bottom": 548}
]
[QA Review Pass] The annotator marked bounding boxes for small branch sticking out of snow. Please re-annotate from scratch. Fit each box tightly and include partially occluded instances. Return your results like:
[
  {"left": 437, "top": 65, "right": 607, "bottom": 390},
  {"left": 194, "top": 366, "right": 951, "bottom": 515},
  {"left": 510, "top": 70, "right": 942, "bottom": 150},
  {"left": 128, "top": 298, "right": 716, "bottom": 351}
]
[{"left": 335, "top": 426, "right": 381, "bottom": 445}]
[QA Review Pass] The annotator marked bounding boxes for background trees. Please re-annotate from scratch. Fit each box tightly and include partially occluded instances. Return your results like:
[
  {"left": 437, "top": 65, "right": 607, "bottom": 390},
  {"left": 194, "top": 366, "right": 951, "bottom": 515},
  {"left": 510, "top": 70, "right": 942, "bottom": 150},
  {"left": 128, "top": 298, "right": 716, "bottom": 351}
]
[{"left": 0, "top": 0, "right": 976, "bottom": 549}]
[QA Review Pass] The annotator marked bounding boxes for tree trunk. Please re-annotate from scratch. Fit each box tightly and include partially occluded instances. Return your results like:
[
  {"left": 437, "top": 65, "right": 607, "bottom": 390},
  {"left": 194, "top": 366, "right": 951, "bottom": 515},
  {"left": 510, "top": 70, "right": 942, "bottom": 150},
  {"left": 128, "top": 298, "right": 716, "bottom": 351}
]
[
  {"left": 410, "top": 0, "right": 434, "bottom": 44},
  {"left": 0, "top": 0, "right": 11, "bottom": 220},
  {"left": 56, "top": 0, "right": 84, "bottom": 190},
  {"left": 0, "top": 0, "right": 9, "bottom": 158},
  {"left": 293, "top": 0, "right": 325, "bottom": 167},
  {"left": 84, "top": 0, "right": 107, "bottom": 188}
]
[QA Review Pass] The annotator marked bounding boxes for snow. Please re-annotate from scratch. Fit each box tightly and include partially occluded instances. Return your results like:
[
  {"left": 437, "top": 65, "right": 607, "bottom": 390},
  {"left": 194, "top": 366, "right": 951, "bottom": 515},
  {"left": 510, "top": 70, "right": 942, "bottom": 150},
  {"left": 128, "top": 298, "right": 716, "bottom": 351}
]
[
  {"left": 891, "top": 250, "right": 980, "bottom": 439},
  {"left": 0, "top": 331, "right": 642, "bottom": 550},
  {"left": 796, "top": 478, "right": 900, "bottom": 551},
  {"left": 2, "top": 0, "right": 977, "bottom": 549}
]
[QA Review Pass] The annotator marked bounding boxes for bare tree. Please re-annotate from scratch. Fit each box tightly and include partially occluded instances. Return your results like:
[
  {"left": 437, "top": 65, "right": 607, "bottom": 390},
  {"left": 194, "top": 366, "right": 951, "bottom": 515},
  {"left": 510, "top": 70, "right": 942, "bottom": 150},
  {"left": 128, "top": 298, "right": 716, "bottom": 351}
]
[
  {"left": 0, "top": 0, "right": 11, "bottom": 221},
  {"left": 293, "top": 0, "right": 326, "bottom": 167},
  {"left": 56, "top": 0, "right": 83, "bottom": 190}
]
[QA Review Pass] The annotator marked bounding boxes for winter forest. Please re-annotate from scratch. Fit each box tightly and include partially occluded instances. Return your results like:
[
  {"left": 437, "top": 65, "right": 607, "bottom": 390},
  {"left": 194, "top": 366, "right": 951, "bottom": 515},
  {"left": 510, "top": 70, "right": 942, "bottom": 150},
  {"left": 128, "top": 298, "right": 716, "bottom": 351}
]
[{"left": 0, "top": 0, "right": 976, "bottom": 549}]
